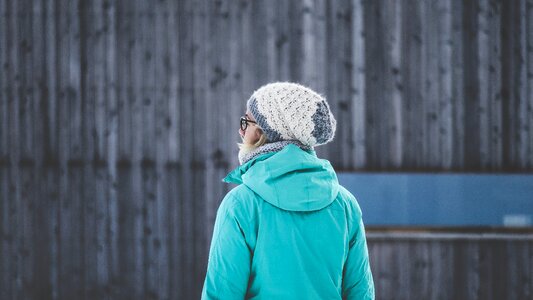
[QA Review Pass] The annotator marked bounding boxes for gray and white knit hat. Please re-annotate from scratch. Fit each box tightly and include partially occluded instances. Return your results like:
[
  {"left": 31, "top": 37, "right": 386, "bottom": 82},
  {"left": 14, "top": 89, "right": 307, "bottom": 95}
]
[{"left": 247, "top": 82, "right": 337, "bottom": 147}]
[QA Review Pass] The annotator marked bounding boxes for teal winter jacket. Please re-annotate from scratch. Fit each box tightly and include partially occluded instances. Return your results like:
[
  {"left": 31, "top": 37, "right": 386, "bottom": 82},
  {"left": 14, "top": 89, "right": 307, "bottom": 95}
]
[{"left": 201, "top": 144, "right": 375, "bottom": 299}]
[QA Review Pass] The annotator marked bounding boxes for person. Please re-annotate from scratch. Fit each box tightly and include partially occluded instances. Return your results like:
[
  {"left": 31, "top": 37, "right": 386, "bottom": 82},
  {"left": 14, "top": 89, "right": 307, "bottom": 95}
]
[{"left": 201, "top": 82, "right": 375, "bottom": 299}]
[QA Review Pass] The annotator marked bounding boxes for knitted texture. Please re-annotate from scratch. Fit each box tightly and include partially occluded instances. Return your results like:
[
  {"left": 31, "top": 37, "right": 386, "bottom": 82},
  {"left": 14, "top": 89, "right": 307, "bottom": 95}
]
[
  {"left": 238, "top": 140, "right": 312, "bottom": 165},
  {"left": 247, "top": 82, "right": 336, "bottom": 147}
]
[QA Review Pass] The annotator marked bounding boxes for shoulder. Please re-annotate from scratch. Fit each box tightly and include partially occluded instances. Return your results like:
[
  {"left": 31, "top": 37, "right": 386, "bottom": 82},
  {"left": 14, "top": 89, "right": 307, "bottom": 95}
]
[
  {"left": 336, "top": 185, "right": 363, "bottom": 219},
  {"left": 218, "top": 184, "right": 260, "bottom": 218}
]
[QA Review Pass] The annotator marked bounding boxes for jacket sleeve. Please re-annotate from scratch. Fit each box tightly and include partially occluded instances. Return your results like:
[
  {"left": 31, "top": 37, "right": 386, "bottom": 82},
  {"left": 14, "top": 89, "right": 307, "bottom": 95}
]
[
  {"left": 202, "top": 194, "right": 251, "bottom": 299},
  {"left": 341, "top": 205, "right": 375, "bottom": 299}
]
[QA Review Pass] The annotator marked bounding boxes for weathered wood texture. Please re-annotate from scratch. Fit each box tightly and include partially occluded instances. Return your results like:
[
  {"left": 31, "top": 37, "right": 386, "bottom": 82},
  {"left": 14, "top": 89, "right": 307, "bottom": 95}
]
[
  {"left": 367, "top": 232, "right": 533, "bottom": 300},
  {"left": 1, "top": 0, "right": 532, "bottom": 299}
]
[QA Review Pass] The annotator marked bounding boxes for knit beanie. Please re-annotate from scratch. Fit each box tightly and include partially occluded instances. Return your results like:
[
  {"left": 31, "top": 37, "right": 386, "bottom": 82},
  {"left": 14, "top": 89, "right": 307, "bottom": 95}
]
[{"left": 246, "top": 82, "right": 337, "bottom": 147}]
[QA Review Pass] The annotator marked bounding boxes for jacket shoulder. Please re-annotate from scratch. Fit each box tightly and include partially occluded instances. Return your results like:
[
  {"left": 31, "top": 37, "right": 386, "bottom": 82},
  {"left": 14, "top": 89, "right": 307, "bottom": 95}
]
[
  {"left": 336, "top": 185, "right": 363, "bottom": 218},
  {"left": 218, "top": 184, "right": 260, "bottom": 218}
]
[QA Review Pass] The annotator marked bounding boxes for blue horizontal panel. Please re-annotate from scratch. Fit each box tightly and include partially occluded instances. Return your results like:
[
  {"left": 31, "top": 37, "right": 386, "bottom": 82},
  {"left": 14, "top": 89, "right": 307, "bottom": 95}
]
[{"left": 337, "top": 173, "right": 533, "bottom": 227}]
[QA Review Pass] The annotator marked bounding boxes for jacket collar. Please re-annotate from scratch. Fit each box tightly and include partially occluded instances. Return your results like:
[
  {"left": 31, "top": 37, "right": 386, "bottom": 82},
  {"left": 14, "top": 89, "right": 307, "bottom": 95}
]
[
  {"left": 223, "top": 145, "right": 317, "bottom": 184},
  {"left": 223, "top": 152, "right": 276, "bottom": 184}
]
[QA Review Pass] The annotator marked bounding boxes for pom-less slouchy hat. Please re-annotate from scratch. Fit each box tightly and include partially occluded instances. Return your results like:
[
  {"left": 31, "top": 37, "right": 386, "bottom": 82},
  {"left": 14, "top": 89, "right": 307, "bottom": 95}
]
[{"left": 246, "top": 82, "right": 337, "bottom": 147}]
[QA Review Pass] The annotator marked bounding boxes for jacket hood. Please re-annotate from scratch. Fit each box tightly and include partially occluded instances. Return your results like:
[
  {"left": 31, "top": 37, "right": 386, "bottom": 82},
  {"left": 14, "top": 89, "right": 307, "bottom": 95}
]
[{"left": 223, "top": 144, "right": 339, "bottom": 212}]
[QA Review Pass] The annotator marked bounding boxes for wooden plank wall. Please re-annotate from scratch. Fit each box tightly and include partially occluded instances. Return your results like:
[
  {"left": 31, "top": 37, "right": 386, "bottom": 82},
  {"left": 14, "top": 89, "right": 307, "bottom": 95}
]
[
  {"left": 0, "top": 0, "right": 532, "bottom": 299},
  {"left": 367, "top": 232, "right": 533, "bottom": 300}
]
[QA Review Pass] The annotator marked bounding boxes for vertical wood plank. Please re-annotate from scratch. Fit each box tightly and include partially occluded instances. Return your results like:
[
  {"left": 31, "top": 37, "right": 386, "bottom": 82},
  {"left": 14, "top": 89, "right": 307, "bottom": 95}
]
[
  {"left": 453, "top": 240, "right": 470, "bottom": 299},
  {"left": 57, "top": 3, "right": 83, "bottom": 298},
  {"left": 287, "top": 0, "right": 303, "bottom": 82},
  {"left": 166, "top": 0, "right": 180, "bottom": 163},
  {"left": 350, "top": 0, "right": 366, "bottom": 169},
  {"left": 142, "top": 162, "right": 158, "bottom": 299},
  {"left": 154, "top": 163, "right": 169, "bottom": 300},
  {"left": 522, "top": 240, "right": 532, "bottom": 299},
  {"left": 517, "top": 0, "right": 528, "bottom": 170},
  {"left": 68, "top": 0, "right": 82, "bottom": 160},
  {"left": 396, "top": 240, "right": 411, "bottom": 299},
  {"left": 19, "top": 0, "right": 34, "bottom": 160},
  {"left": 528, "top": 0, "right": 533, "bottom": 169},
  {"left": 501, "top": 0, "right": 513, "bottom": 169},
  {"left": 488, "top": 1, "right": 502, "bottom": 170},
  {"left": 476, "top": 240, "right": 492, "bottom": 299},
  {"left": 56, "top": 0, "right": 69, "bottom": 198},
  {"left": 192, "top": 0, "right": 209, "bottom": 297},
  {"left": 0, "top": 0, "right": 8, "bottom": 284},
  {"left": 463, "top": 0, "right": 481, "bottom": 170},
  {"left": 92, "top": 0, "right": 107, "bottom": 161},
  {"left": 43, "top": 0, "right": 58, "bottom": 160},
  {"left": 44, "top": 0, "right": 60, "bottom": 298},
  {"left": 414, "top": 1, "right": 430, "bottom": 168},
  {"left": 361, "top": 0, "right": 376, "bottom": 169},
  {"left": 529, "top": 240, "right": 533, "bottom": 299},
  {"left": 0, "top": 168, "right": 10, "bottom": 300},
  {"left": 33, "top": 165, "right": 59, "bottom": 299},
  {"left": 506, "top": 241, "right": 528, "bottom": 299},
  {"left": 423, "top": 0, "right": 440, "bottom": 169},
  {"left": 29, "top": 0, "right": 49, "bottom": 290},
  {"left": 0, "top": 0, "right": 7, "bottom": 158},
  {"left": 477, "top": 0, "right": 491, "bottom": 170},
  {"left": 466, "top": 241, "right": 481, "bottom": 299},
  {"left": 438, "top": 0, "right": 454, "bottom": 170},
  {"left": 429, "top": 240, "right": 454, "bottom": 299},
  {"left": 275, "top": 0, "right": 290, "bottom": 81},
  {"left": 372, "top": 0, "right": 386, "bottom": 169},
  {"left": 317, "top": 0, "right": 334, "bottom": 161},
  {"left": 141, "top": 1, "right": 155, "bottom": 161},
  {"left": 418, "top": 0, "right": 428, "bottom": 169},
  {"left": 116, "top": 0, "right": 132, "bottom": 160},
  {"left": 59, "top": 164, "right": 84, "bottom": 299},
  {"left": 205, "top": 0, "right": 230, "bottom": 255},
  {"left": 240, "top": 0, "right": 253, "bottom": 95},
  {"left": 117, "top": 163, "right": 143, "bottom": 299},
  {"left": 84, "top": 161, "right": 98, "bottom": 299},
  {"left": 228, "top": 0, "right": 244, "bottom": 168},
  {"left": 130, "top": 0, "right": 144, "bottom": 166},
  {"left": 165, "top": 163, "right": 182, "bottom": 299},
  {"left": 251, "top": 0, "right": 270, "bottom": 84},
  {"left": 131, "top": 3, "right": 146, "bottom": 298},
  {"left": 387, "top": 0, "right": 403, "bottom": 169},
  {"left": 89, "top": 0, "right": 110, "bottom": 296},
  {"left": 104, "top": 0, "right": 119, "bottom": 296},
  {"left": 414, "top": 241, "right": 431, "bottom": 298},
  {"left": 451, "top": 0, "right": 465, "bottom": 169},
  {"left": 80, "top": 1, "right": 97, "bottom": 297},
  {"left": 22, "top": 1, "right": 38, "bottom": 297},
  {"left": 94, "top": 164, "right": 110, "bottom": 299},
  {"left": 411, "top": 0, "right": 427, "bottom": 169},
  {"left": 141, "top": 2, "right": 159, "bottom": 299},
  {"left": 7, "top": 0, "right": 23, "bottom": 297},
  {"left": 19, "top": 165, "right": 34, "bottom": 299},
  {"left": 301, "top": 0, "right": 316, "bottom": 87},
  {"left": 376, "top": 240, "right": 396, "bottom": 298},
  {"left": 400, "top": 0, "right": 413, "bottom": 169},
  {"left": 264, "top": 0, "right": 277, "bottom": 82},
  {"left": 501, "top": 0, "right": 526, "bottom": 170},
  {"left": 154, "top": 1, "right": 170, "bottom": 298},
  {"left": 177, "top": 0, "right": 194, "bottom": 297},
  {"left": 335, "top": 0, "right": 353, "bottom": 169}
]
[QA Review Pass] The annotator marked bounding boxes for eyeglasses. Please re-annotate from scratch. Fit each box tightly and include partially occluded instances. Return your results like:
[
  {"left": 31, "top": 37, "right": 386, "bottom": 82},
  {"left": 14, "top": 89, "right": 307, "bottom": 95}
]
[{"left": 240, "top": 116, "right": 257, "bottom": 131}]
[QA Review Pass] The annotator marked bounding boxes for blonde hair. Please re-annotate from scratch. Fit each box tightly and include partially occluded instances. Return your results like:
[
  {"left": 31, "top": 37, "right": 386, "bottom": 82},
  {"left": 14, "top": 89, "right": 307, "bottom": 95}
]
[{"left": 237, "top": 132, "right": 268, "bottom": 152}]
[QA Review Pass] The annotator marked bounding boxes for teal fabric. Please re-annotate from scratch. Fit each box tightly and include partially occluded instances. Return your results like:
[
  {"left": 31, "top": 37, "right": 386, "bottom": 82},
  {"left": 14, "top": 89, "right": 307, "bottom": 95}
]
[{"left": 202, "top": 144, "right": 375, "bottom": 299}]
